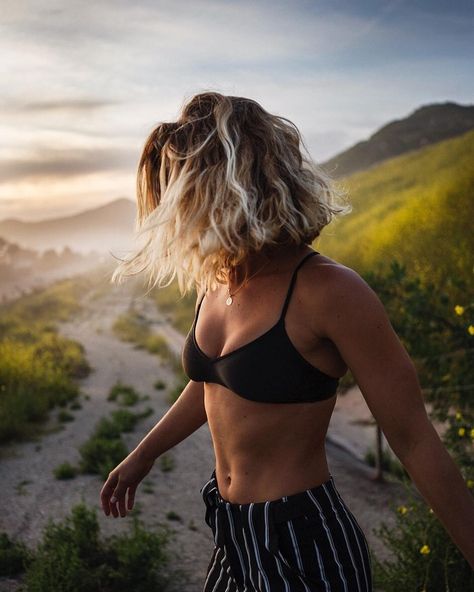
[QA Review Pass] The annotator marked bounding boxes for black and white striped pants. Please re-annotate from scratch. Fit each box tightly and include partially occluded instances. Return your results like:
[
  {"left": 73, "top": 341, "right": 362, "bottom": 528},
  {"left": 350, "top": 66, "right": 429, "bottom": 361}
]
[{"left": 200, "top": 469, "right": 373, "bottom": 592}]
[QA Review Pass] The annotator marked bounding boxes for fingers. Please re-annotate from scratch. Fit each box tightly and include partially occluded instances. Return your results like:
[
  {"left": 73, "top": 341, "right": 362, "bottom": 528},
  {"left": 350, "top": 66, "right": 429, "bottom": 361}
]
[
  {"left": 101, "top": 479, "right": 136, "bottom": 518},
  {"left": 114, "top": 481, "right": 128, "bottom": 517},
  {"left": 100, "top": 473, "right": 118, "bottom": 516},
  {"left": 127, "top": 485, "right": 137, "bottom": 511}
]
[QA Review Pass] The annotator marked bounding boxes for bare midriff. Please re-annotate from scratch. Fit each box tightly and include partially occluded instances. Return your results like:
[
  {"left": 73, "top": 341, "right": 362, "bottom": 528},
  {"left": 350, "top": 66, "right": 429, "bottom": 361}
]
[{"left": 204, "top": 386, "right": 338, "bottom": 504}]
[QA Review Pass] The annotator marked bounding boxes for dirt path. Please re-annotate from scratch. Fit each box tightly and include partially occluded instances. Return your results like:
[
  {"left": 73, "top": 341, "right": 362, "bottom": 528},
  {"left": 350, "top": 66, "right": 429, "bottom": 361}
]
[{"left": 0, "top": 280, "right": 409, "bottom": 591}]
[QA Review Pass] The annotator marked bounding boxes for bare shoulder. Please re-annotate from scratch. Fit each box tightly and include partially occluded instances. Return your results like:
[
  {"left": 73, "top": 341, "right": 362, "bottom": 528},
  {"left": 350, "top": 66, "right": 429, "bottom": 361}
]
[
  {"left": 301, "top": 252, "right": 433, "bottom": 461},
  {"left": 302, "top": 253, "right": 383, "bottom": 335}
]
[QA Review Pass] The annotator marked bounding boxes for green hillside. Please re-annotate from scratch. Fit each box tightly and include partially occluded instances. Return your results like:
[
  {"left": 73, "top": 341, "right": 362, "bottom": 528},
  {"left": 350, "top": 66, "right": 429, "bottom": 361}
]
[{"left": 316, "top": 128, "right": 474, "bottom": 295}]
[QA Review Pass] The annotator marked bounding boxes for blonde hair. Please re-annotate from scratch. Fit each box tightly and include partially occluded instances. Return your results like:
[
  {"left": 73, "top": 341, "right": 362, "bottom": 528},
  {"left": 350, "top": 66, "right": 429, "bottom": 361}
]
[{"left": 111, "top": 91, "right": 351, "bottom": 296}]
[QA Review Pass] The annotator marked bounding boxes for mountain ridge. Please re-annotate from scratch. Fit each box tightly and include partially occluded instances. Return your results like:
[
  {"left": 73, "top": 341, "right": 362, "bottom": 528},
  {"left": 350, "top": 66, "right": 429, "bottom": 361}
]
[{"left": 320, "top": 101, "right": 474, "bottom": 178}]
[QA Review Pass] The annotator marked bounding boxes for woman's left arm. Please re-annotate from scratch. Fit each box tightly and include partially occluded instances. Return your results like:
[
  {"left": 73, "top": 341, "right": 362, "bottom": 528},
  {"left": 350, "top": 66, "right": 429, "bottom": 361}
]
[{"left": 310, "top": 264, "right": 474, "bottom": 569}]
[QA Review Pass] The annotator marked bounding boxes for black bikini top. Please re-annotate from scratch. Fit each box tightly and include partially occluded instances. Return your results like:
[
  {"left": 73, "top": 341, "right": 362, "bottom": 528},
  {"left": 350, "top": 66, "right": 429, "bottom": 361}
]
[{"left": 181, "top": 250, "right": 340, "bottom": 403}]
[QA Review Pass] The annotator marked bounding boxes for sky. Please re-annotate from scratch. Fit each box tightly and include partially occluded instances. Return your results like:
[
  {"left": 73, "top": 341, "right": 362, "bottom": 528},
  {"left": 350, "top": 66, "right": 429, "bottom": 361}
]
[{"left": 1, "top": 0, "right": 473, "bottom": 222}]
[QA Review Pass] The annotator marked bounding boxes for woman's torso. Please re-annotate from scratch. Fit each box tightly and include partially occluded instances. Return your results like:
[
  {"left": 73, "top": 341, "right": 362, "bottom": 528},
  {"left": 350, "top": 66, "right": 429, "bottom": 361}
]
[{"left": 186, "top": 246, "right": 348, "bottom": 503}]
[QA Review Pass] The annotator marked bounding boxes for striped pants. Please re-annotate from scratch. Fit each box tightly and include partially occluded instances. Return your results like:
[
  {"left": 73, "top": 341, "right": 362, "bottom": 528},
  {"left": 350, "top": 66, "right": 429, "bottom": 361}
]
[{"left": 201, "top": 469, "right": 373, "bottom": 592}]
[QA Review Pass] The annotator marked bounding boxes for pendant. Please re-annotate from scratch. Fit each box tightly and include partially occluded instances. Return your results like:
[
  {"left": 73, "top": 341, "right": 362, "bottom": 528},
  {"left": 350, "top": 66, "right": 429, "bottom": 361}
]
[{"left": 226, "top": 296, "right": 233, "bottom": 306}]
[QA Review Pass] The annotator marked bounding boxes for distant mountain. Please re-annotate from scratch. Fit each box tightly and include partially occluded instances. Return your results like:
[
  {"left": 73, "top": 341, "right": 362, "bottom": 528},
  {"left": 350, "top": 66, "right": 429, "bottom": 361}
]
[
  {"left": 320, "top": 101, "right": 474, "bottom": 178},
  {"left": 0, "top": 197, "right": 136, "bottom": 254}
]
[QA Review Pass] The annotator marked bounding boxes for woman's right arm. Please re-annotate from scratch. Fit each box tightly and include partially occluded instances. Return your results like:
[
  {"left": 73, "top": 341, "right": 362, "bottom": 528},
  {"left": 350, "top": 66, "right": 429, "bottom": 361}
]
[
  {"left": 100, "top": 379, "right": 206, "bottom": 517},
  {"left": 134, "top": 378, "right": 207, "bottom": 462}
]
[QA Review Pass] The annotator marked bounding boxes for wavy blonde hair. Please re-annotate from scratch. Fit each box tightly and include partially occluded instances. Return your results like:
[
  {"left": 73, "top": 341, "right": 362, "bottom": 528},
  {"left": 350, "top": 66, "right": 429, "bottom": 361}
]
[{"left": 111, "top": 91, "right": 351, "bottom": 296}]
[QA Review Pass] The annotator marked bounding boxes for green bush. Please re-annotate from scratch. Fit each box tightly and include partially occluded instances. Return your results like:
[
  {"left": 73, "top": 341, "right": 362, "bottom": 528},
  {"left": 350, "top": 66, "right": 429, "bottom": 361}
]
[
  {"left": 0, "top": 278, "right": 92, "bottom": 444},
  {"left": 159, "top": 453, "right": 175, "bottom": 473},
  {"left": 112, "top": 310, "right": 179, "bottom": 365},
  {"left": 111, "top": 408, "right": 153, "bottom": 433},
  {"left": 78, "top": 437, "right": 128, "bottom": 480},
  {"left": 23, "top": 502, "right": 175, "bottom": 592},
  {"left": 358, "top": 262, "right": 474, "bottom": 590},
  {"left": 58, "top": 410, "right": 75, "bottom": 423},
  {"left": 54, "top": 462, "right": 78, "bottom": 480},
  {"left": 0, "top": 339, "right": 81, "bottom": 442},
  {"left": 372, "top": 488, "right": 474, "bottom": 591},
  {"left": 107, "top": 383, "right": 140, "bottom": 406},
  {"left": 112, "top": 311, "right": 149, "bottom": 346},
  {"left": 144, "top": 334, "right": 173, "bottom": 361},
  {"left": 364, "top": 447, "right": 409, "bottom": 480},
  {"left": 78, "top": 407, "right": 153, "bottom": 480},
  {"left": 0, "top": 531, "right": 30, "bottom": 576},
  {"left": 166, "top": 374, "right": 189, "bottom": 405}
]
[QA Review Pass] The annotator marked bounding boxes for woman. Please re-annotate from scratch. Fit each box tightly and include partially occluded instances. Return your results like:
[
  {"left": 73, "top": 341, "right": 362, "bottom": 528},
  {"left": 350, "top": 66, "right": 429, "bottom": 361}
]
[{"left": 100, "top": 92, "right": 474, "bottom": 591}]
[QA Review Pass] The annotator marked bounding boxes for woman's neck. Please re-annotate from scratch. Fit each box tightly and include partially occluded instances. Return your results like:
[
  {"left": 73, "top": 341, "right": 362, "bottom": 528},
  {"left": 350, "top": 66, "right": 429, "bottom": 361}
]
[{"left": 228, "top": 243, "right": 308, "bottom": 286}]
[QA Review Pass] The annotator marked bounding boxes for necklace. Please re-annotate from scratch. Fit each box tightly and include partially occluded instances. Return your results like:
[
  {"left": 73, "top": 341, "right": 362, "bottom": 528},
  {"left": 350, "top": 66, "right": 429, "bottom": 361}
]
[{"left": 225, "top": 258, "right": 272, "bottom": 306}]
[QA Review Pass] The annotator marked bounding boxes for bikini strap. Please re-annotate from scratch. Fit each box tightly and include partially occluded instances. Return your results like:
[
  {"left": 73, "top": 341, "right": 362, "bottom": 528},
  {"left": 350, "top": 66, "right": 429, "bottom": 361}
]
[
  {"left": 195, "top": 250, "right": 319, "bottom": 324},
  {"left": 193, "top": 290, "right": 206, "bottom": 326},
  {"left": 279, "top": 250, "right": 319, "bottom": 320}
]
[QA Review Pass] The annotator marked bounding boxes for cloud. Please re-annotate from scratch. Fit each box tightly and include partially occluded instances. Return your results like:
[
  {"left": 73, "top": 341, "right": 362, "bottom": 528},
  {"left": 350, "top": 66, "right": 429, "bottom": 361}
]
[
  {"left": 0, "top": 146, "right": 138, "bottom": 183},
  {"left": 1, "top": 0, "right": 473, "bottom": 221},
  {"left": 11, "top": 99, "right": 121, "bottom": 113}
]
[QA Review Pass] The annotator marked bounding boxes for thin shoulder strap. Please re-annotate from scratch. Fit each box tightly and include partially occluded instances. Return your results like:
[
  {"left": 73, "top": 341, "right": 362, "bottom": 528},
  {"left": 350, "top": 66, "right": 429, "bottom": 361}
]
[
  {"left": 193, "top": 290, "right": 206, "bottom": 325},
  {"left": 279, "top": 250, "right": 319, "bottom": 320}
]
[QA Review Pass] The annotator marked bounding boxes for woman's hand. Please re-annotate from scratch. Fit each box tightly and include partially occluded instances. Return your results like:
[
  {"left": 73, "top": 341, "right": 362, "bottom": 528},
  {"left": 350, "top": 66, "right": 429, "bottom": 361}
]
[{"left": 100, "top": 448, "right": 155, "bottom": 518}]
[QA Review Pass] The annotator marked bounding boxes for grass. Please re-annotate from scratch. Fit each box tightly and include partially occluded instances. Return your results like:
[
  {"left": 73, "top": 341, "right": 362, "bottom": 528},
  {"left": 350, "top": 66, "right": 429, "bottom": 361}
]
[
  {"left": 159, "top": 453, "right": 175, "bottom": 473},
  {"left": 78, "top": 407, "right": 153, "bottom": 479},
  {"left": 0, "top": 276, "right": 93, "bottom": 444},
  {"left": 364, "top": 446, "right": 409, "bottom": 480},
  {"left": 107, "top": 382, "right": 141, "bottom": 406},
  {"left": 166, "top": 372, "right": 189, "bottom": 405},
  {"left": 0, "top": 502, "right": 179, "bottom": 591},
  {"left": 57, "top": 410, "right": 75, "bottom": 423},
  {"left": 317, "top": 128, "right": 474, "bottom": 302},
  {"left": 0, "top": 531, "right": 30, "bottom": 576},
  {"left": 79, "top": 437, "right": 129, "bottom": 480},
  {"left": 15, "top": 480, "right": 31, "bottom": 496},
  {"left": 112, "top": 309, "right": 180, "bottom": 367},
  {"left": 54, "top": 462, "right": 78, "bottom": 480},
  {"left": 148, "top": 282, "right": 196, "bottom": 336},
  {"left": 142, "top": 480, "right": 155, "bottom": 494}
]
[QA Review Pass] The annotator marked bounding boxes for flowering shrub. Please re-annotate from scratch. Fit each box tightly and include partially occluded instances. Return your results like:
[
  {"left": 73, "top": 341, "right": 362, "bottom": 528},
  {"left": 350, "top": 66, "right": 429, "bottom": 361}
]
[{"left": 362, "top": 259, "right": 473, "bottom": 591}]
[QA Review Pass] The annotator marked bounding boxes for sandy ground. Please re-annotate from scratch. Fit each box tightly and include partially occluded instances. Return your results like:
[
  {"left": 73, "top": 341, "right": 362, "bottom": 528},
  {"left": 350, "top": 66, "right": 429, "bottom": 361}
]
[{"left": 0, "top": 278, "right": 413, "bottom": 592}]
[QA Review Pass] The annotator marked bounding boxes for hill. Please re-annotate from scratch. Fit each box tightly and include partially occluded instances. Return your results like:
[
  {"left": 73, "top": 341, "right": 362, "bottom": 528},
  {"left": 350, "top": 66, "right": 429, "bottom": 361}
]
[
  {"left": 320, "top": 101, "right": 474, "bottom": 178},
  {"left": 0, "top": 197, "right": 136, "bottom": 254},
  {"left": 317, "top": 128, "right": 474, "bottom": 295}
]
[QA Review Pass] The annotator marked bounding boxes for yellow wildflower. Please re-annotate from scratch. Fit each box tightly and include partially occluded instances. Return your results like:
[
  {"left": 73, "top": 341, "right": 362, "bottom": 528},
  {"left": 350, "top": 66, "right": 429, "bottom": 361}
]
[
  {"left": 471, "top": 428, "right": 474, "bottom": 438},
  {"left": 467, "top": 480, "right": 474, "bottom": 489},
  {"left": 455, "top": 411, "right": 463, "bottom": 420},
  {"left": 397, "top": 505, "right": 408, "bottom": 515},
  {"left": 420, "top": 544, "right": 430, "bottom": 555},
  {"left": 428, "top": 508, "right": 434, "bottom": 514},
  {"left": 468, "top": 325, "right": 474, "bottom": 335},
  {"left": 458, "top": 427, "right": 466, "bottom": 437},
  {"left": 454, "top": 305, "right": 465, "bottom": 315}
]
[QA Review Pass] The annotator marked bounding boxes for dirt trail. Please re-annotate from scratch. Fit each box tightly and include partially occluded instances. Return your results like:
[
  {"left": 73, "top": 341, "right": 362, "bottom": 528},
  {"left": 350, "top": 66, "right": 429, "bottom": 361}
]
[{"left": 0, "top": 281, "right": 409, "bottom": 591}]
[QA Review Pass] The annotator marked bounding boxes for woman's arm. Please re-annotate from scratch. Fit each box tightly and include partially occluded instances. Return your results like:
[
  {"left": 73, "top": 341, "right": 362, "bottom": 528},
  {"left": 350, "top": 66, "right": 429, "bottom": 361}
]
[
  {"left": 309, "top": 264, "right": 474, "bottom": 569},
  {"left": 101, "top": 379, "right": 206, "bottom": 517},
  {"left": 100, "top": 293, "right": 207, "bottom": 517},
  {"left": 134, "top": 378, "right": 207, "bottom": 461},
  {"left": 134, "top": 289, "right": 207, "bottom": 461}
]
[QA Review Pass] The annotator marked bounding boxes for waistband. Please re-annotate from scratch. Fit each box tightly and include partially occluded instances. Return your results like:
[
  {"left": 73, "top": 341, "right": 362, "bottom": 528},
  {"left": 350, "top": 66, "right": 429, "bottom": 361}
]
[{"left": 200, "top": 468, "right": 339, "bottom": 524}]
